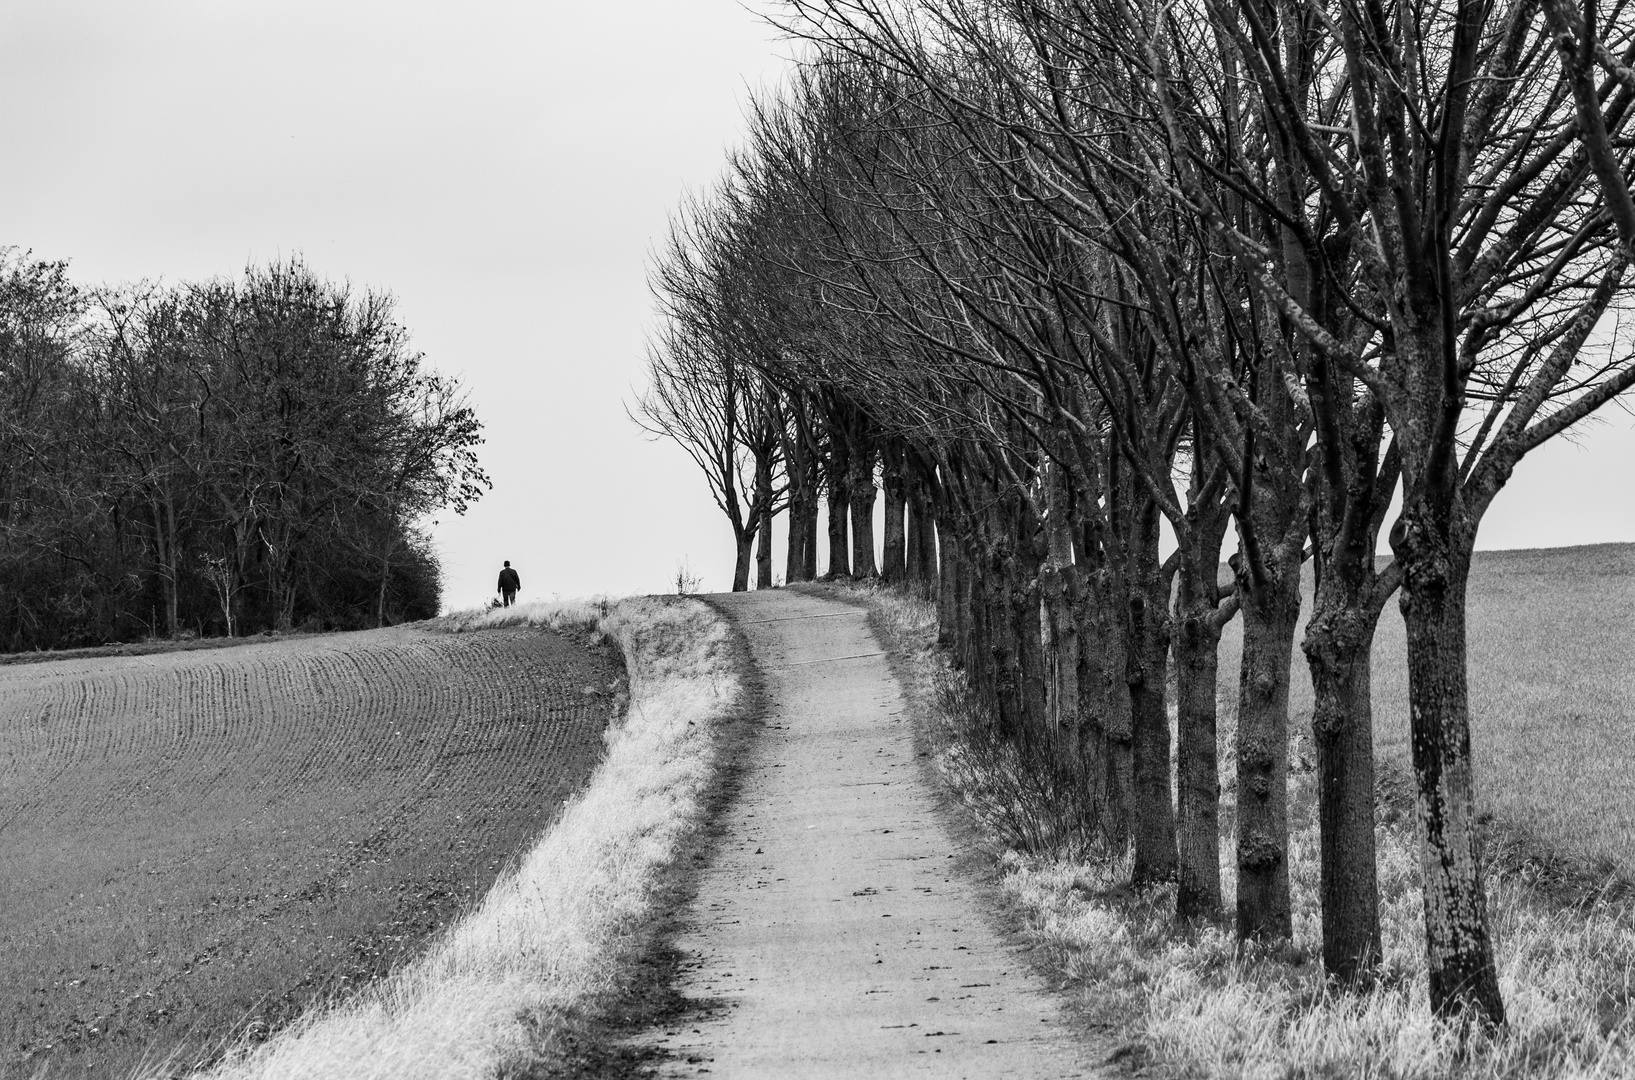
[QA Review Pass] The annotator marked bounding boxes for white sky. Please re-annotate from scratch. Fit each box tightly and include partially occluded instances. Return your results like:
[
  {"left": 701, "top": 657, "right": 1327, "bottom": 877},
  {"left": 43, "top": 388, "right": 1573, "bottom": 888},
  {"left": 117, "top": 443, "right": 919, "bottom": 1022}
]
[{"left": 2, "top": 1, "right": 1631, "bottom": 611}]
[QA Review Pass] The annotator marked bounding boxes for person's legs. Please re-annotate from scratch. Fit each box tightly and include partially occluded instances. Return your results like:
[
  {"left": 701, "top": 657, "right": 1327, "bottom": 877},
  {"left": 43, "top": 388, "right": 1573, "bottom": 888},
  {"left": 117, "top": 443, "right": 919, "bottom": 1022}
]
[{"left": 503, "top": 590, "right": 516, "bottom": 607}]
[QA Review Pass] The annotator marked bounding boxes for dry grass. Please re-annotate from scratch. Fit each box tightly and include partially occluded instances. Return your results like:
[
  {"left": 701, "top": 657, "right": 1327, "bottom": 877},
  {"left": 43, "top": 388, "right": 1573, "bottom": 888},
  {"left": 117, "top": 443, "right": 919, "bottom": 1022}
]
[
  {"left": 181, "top": 595, "right": 743, "bottom": 1080},
  {"left": 428, "top": 596, "right": 609, "bottom": 636},
  {"left": 848, "top": 576, "right": 1635, "bottom": 1080}
]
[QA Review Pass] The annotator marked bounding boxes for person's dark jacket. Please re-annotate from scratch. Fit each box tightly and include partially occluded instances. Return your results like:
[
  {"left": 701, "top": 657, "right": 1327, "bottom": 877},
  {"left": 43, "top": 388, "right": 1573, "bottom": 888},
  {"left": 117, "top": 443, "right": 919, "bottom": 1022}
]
[{"left": 498, "top": 567, "right": 521, "bottom": 593}]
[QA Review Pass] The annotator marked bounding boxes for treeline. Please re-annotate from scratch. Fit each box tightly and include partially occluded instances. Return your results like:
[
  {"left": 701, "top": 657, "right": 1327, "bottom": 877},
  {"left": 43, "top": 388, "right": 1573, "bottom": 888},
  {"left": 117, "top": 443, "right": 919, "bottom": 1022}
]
[
  {"left": 0, "top": 252, "right": 487, "bottom": 651},
  {"left": 641, "top": 0, "right": 1635, "bottom": 1025}
]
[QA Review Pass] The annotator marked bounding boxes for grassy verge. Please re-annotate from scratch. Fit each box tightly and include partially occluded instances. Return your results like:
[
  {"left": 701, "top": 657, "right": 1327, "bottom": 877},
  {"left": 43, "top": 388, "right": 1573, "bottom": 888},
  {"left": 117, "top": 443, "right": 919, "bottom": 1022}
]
[
  {"left": 427, "top": 597, "right": 612, "bottom": 637},
  {"left": 184, "top": 595, "right": 746, "bottom": 1080},
  {"left": 842, "top": 579, "right": 1635, "bottom": 1080}
]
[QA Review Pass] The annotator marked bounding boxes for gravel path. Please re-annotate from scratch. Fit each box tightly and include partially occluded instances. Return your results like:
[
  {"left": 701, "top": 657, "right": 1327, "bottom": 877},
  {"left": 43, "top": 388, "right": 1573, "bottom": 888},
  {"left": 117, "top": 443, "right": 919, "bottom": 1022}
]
[{"left": 631, "top": 589, "right": 1103, "bottom": 1079}]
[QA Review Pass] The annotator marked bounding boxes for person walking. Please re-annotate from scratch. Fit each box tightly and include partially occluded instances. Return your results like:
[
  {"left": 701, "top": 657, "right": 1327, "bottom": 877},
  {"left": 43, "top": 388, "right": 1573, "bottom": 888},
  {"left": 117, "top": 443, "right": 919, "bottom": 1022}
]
[{"left": 497, "top": 561, "right": 521, "bottom": 607}]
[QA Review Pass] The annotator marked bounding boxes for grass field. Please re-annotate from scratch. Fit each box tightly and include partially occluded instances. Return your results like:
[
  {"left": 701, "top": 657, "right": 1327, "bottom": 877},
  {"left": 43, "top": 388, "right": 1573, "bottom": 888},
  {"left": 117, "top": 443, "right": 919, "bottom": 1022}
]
[
  {"left": 0, "top": 622, "right": 624, "bottom": 1079},
  {"left": 1217, "top": 542, "right": 1635, "bottom": 891}
]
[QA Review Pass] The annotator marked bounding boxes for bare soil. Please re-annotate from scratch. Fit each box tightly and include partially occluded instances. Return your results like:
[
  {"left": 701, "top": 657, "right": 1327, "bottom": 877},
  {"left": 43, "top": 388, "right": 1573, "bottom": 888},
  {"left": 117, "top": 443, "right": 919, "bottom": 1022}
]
[{"left": 0, "top": 623, "right": 624, "bottom": 1080}]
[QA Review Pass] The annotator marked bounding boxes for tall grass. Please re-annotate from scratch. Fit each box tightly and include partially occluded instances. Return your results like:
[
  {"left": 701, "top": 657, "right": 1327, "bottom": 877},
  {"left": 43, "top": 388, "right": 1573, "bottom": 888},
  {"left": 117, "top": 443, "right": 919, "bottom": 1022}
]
[
  {"left": 428, "top": 596, "right": 609, "bottom": 636},
  {"left": 852, "top": 580, "right": 1635, "bottom": 1080},
  {"left": 181, "top": 595, "right": 742, "bottom": 1080}
]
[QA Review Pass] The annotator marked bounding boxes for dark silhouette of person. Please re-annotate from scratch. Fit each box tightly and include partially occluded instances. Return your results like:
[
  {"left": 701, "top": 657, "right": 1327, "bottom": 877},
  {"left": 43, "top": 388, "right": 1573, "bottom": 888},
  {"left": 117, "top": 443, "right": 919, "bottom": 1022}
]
[{"left": 497, "top": 561, "right": 521, "bottom": 607}]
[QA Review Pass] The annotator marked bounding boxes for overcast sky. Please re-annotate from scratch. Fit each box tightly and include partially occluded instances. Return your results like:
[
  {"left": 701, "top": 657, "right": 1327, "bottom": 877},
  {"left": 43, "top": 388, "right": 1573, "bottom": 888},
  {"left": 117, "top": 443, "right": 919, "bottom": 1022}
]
[{"left": 3, "top": 1, "right": 1631, "bottom": 610}]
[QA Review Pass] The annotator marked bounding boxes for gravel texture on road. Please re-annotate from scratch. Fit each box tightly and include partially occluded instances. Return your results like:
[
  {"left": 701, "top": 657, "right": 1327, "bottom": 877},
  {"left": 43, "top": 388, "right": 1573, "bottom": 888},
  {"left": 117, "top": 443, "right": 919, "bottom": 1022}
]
[{"left": 628, "top": 589, "right": 1103, "bottom": 1079}]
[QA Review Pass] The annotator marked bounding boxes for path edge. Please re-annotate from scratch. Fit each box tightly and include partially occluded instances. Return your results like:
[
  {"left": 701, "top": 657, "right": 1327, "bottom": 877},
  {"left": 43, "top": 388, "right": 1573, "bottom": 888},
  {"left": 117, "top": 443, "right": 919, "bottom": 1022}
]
[
  {"left": 794, "top": 581, "right": 1128, "bottom": 1076},
  {"left": 537, "top": 592, "right": 770, "bottom": 1079}
]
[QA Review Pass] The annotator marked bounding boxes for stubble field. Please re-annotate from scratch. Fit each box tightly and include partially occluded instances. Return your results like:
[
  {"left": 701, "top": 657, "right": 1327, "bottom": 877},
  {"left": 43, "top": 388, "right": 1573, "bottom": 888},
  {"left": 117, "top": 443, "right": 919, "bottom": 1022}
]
[{"left": 0, "top": 622, "right": 624, "bottom": 1080}]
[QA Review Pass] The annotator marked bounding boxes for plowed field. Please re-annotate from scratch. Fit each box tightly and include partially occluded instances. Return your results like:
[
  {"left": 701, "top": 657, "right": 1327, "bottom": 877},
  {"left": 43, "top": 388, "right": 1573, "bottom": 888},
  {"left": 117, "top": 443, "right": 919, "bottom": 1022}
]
[{"left": 0, "top": 624, "right": 624, "bottom": 1079}]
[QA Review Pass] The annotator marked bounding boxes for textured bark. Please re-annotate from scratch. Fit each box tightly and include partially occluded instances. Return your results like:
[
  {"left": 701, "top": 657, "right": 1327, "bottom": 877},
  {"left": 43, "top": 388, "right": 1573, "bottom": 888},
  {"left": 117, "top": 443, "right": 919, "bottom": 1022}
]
[
  {"left": 1040, "top": 467, "right": 1080, "bottom": 762},
  {"left": 1125, "top": 496, "right": 1177, "bottom": 888},
  {"left": 1094, "top": 572, "right": 1135, "bottom": 846},
  {"left": 1172, "top": 442, "right": 1233, "bottom": 921},
  {"left": 1040, "top": 564, "right": 1079, "bottom": 756},
  {"left": 1172, "top": 608, "right": 1221, "bottom": 919},
  {"left": 977, "top": 524, "right": 1022, "bottom": 738},
  {"left": 1305, "top": 602, "right": 1382, "bottom": 982},
  {"left": 1127, "top": 589, "right": 1177, "bottom": 887},
  {"left": 1395, "top": 508, "right": 1506, "bottom": 1023},
  {"left": 1172, "top": 522, "right": 1229, "bottom": 920},
  {"left": 1302, "top": 342, "right": 1394, "bottom": 983},
  {"left": 1009, "top": 497, "right": 1049, "bottom": 748},
  {"left": 1070, "top": 578, "right": 1111, "bottom": 830},
  {"left": 1234, "top": 563, "right": 1300, "bottom": 940}
]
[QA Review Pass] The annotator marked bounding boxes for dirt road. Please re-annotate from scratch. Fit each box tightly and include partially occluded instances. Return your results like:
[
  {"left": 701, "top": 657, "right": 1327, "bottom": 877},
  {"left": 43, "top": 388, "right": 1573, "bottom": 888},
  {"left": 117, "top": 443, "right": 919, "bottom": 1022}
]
[{"left": 632, "top": 589, "right": 1103, "bottom": 1078}]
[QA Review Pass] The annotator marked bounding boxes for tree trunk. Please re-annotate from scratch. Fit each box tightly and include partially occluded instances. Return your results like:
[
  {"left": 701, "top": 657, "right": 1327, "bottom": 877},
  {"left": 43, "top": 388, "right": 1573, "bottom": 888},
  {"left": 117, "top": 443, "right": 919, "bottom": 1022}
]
[
  {"left": 802, "top": 494, "right": 819, "bottom": 581},
  {"left": 977, "top": 534, "right": 1021, "bottom": 735},
  {"left": 1010, "top": 506, "right": 1049, "bottom": 748},
  {"left": 849, "top": 459, "right": 879, "bottom": 580},
  {"left": 915, "top": 486, "right": 939, "bottom": 599},
  {"left": 1126, "top": 493, "right": 1177, "bottom": 887},
  {"left": 1127, "top": 589, "right": 1177, "bottom": 887},
  {"left": 785, "top": 447, "right": 813, "bottom": 585},
  {"left": 937, "top": 509, "right": 959, "bottom": 650},
  {"left": 1092, "top": 572, "right": 1134, "bottom": 845},
  {"left": 1394, "top": 507, "right": 1506, "bottom": 1024},
  {"left": 881, "top": 444, "right": 907, "bottom": 584},
  {"left": 785, "top": 494, "right": 807, "bottom": 586},
  {"left": 154, "top": 491, "right": 179, "bottom": 638},
  {"left": 732, "top": 530, "right": 753, "bottom": 592},
  {"left": 1173, "top": 549, "right": 1226, "bottom": 921},
  {"left": 1040, "top": 468, "right": 1080, "bottom": 762},
  {"left": 784, "top": 413, "right": 818, "bottom": 585},
  {"left": 825, "top": 431, "right": 851, "bottom": 579},
  {"left": 1040, "top": 562, "right": 1079, "bottom": 757},
  {"left": 1305, "top": 604, "right": 1382, "bottom": 982},
  {"left": 377, "top": 539, "right": 396, "bottom": 628},
  {"left": 1234, "top": 564, "right": 1301, "bottom": 941},
  {"left": 754, "top": 453, "right": 774, "bottom": 589},
  {"left": 905, "top": 477, "right": 926, "bottom": 587},
  {"left": 825, "top": 484, "right": 850, "bottom": 579},
  {"left": 756, "top": 512, "right": 773, "bottom": 589}
]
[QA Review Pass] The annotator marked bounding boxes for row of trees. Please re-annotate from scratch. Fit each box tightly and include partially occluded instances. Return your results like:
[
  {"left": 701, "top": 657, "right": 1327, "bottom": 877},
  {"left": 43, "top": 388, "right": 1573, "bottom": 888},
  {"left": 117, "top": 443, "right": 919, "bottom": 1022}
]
[
  {"left": 641, "top": 0, "right": 1635, "bottom": 1026},
  {"left": 0, "top": 252, "right": 487, "bottom": 650}
]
